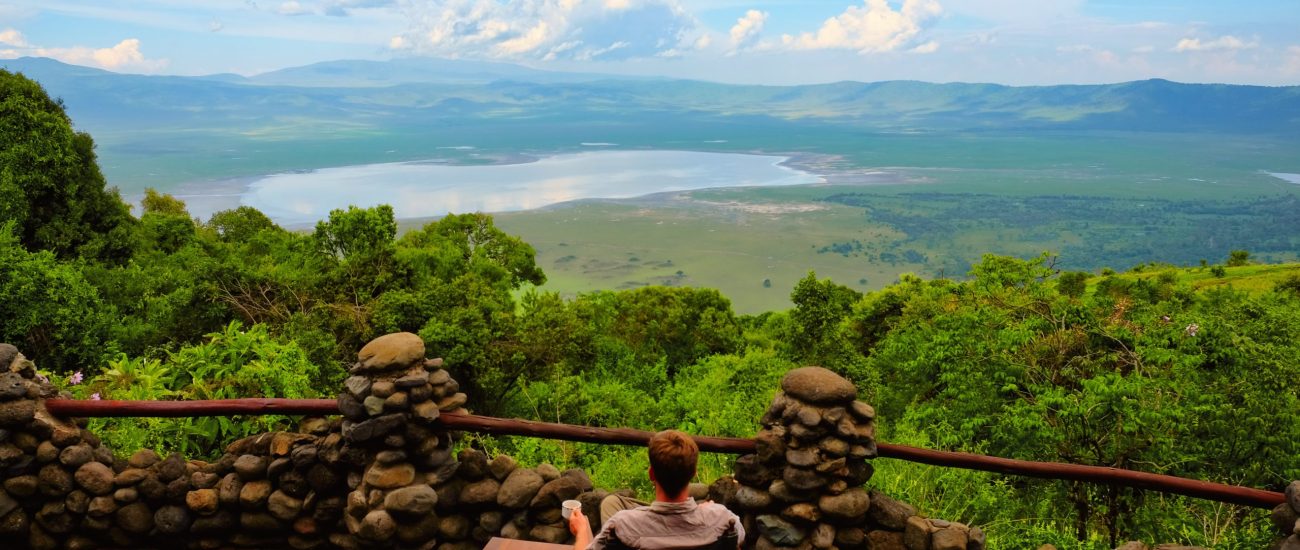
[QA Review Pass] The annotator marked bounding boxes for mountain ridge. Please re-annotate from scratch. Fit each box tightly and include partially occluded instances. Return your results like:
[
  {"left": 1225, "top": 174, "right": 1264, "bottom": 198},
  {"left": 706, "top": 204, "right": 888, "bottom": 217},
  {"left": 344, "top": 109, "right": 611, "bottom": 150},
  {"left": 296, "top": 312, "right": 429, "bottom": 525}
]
[
  {"left": 2, "top": 55, "right": 1297, "bottom": 141},
  {"left": 7, "top": 56, "right": 1299, "bottom": 91}
]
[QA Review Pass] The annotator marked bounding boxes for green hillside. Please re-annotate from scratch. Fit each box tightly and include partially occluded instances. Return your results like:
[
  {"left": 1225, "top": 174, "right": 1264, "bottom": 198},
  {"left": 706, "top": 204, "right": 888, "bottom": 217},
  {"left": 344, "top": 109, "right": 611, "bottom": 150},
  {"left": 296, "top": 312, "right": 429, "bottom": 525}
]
[{"left": 1099, "top": 260, "right": 1300, "bottom": 294}]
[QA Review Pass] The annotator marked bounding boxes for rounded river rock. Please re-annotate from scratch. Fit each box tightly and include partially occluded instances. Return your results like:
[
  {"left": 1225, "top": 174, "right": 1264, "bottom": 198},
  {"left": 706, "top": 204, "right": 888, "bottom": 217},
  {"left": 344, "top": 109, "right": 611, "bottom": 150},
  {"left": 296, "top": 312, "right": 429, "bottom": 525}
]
[{"left": 780, "top": 367, "right": 857, "bottom": 405}]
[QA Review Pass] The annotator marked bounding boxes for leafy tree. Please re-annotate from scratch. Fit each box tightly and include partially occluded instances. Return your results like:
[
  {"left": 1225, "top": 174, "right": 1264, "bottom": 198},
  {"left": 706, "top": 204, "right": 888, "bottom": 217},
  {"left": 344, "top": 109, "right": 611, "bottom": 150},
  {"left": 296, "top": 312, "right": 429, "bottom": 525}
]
[
  {"left": 843, "top": 273, "right": 933, "bottom": 359},
  {"left": 137, "top": 200, "right": 197, "bottom": 256},
  {"left": 0, "top": 223, "right": 115, "bottom": 371},
  {"left": 790, "top": 271, "right": 861, "bottom": 368},
  {"left": 1226, "top": 249, "right": 1251, "bottom": 267},
  {"left": 0, "top": 70, "right": 135, "bottom": 262},
  {"left": 599, "top": 286, "right": 743, "bottom": 375},
  {"left": 205, "top": 206, "right": 280, "bottom": 243},
  {"left": 313, "top": 205, "right": 397, "bottom": 263},
  {"left": 141, "top": 188, "right": 189, "bottom": 217},
  {"left": 401, "top": 212, "right": 545, "bottom": 288},
  {"left": 1057, "top": 271, "right": 1090, "bottom": 298}
]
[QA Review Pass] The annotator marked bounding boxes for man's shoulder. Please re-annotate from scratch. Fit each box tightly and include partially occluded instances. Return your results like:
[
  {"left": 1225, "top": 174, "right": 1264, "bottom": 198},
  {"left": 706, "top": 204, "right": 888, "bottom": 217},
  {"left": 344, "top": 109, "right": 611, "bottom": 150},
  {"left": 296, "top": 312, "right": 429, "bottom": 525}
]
[
  {"left": 606, "top": 504, "right": 657, "bottom": 526},
  {"left": 695, "top": 502, "right": 742, "bottom": 525},
  {"left": 608, "top": 502, "right": 738, "bottom": 526}
]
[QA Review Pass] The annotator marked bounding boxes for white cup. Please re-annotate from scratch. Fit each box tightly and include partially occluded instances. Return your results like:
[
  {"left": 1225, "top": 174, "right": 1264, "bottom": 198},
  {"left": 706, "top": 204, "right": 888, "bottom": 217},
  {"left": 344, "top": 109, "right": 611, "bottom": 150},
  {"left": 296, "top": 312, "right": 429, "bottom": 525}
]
[{"left": 561, "top": 499, "right": 582, "bottom": 519}]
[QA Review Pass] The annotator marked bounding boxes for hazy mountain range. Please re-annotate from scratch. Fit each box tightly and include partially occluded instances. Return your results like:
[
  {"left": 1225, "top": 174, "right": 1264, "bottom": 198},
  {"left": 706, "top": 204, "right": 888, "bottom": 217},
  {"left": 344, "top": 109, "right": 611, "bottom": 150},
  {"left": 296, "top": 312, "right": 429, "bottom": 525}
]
[{"left": 5, "top": 56, "right": 1299, "bottom": 136}]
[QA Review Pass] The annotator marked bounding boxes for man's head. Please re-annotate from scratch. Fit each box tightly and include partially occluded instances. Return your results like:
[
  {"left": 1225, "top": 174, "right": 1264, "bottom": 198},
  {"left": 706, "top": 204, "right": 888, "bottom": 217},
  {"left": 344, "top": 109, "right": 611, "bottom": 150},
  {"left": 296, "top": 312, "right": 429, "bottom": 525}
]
[{"left": 647, "top": 430, "right": 698, "bottom": 498}]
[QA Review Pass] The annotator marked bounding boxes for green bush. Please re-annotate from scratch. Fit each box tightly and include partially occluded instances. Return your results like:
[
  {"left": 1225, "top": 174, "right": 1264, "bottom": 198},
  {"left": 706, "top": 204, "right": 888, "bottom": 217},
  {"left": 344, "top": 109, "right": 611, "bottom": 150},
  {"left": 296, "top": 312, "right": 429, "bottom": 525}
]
[{"left": 71, "top": 322, "right": 321, "bottom": 458}]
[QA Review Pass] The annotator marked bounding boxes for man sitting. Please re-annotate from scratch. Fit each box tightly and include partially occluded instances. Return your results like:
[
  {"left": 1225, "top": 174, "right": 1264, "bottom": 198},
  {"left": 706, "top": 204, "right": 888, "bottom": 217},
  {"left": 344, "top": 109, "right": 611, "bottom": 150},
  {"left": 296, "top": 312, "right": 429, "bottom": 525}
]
[{"left": 568, "top": 430, "right": 744, "bottom": 550}]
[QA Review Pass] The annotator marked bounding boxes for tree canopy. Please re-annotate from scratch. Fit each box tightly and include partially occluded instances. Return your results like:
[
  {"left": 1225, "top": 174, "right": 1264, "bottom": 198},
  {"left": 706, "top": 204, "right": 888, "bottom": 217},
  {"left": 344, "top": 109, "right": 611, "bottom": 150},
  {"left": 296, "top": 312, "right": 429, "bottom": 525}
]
[{"left": 0, "top": 69, "right": 134, "bottom": 262}]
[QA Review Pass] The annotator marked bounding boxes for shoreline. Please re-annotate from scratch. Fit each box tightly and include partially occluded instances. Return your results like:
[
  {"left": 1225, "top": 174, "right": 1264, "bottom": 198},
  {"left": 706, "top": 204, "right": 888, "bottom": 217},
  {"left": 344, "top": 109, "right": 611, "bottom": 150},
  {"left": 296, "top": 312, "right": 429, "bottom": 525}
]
[{"left": 156, "top": 148, "right": 913, "bottom": 227}]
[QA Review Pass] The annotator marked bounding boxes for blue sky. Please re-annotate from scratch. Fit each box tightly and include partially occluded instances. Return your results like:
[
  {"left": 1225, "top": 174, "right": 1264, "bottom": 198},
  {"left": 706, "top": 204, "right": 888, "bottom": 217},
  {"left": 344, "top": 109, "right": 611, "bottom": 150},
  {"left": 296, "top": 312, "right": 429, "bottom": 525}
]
[{"left": 2, "top": 0, "right": 1298, "bottom": 85}]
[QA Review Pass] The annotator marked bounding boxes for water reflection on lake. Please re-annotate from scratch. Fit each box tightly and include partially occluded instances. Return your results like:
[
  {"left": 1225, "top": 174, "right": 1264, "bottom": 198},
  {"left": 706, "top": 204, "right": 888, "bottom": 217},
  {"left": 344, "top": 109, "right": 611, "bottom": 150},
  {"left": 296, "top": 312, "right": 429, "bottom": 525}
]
[{"left": 241, "top": 150, "right": 821, "bottom": 225}]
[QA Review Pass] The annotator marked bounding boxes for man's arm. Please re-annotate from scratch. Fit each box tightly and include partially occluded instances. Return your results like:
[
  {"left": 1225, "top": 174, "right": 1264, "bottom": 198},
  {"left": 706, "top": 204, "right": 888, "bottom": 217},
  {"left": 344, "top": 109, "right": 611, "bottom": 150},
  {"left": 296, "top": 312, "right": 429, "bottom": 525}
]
[
  {"left": 569, "top": 508, "right": 593, "bottom": 550},
  {"left": 703, "top": 500, "right": 745, "bottom": 549}
]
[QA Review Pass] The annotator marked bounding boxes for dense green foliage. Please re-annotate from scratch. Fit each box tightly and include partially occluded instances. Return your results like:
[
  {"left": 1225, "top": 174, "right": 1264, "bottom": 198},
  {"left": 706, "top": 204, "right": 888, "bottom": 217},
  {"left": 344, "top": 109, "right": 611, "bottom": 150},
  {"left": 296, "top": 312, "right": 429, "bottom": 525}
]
[
  {"left": 5, "top": 67, "right": 1300, "bottom": 548},
  {"left": 819, "top": 192, "right": 1300, "bottom": 276},
  {"left": 55, "top": 323, "right": 321, "bottom": 457}
]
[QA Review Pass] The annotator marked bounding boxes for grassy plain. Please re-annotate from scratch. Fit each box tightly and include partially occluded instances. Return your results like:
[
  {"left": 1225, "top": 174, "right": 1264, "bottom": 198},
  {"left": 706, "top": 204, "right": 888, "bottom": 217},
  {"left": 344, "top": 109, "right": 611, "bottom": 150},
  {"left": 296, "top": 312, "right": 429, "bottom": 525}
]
[
  {"left": 492, "top": 192, "right": 899, "bottom": 314},
  {"left": 490, "top": 139, "right": 1300, "bottom": 314}
]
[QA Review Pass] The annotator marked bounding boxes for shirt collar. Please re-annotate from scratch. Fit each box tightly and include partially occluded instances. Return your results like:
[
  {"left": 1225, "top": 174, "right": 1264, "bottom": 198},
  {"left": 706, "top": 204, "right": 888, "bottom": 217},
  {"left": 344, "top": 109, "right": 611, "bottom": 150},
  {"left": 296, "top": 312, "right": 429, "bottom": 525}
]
[{"left": 648, "top": 497, "right": 698, "bottom": 514}]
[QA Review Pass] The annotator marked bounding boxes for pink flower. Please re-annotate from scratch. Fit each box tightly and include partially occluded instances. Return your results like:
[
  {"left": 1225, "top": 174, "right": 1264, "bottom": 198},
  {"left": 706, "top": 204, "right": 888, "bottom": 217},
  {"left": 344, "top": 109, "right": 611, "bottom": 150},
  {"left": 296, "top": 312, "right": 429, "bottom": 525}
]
[
  {"left": 90, "top": 393, "right": 101, "bottom": 401},
  {"left": 69, "top": 371, "right": 84, "bottom": 385},
  {"left": 36, "top": 374, "right": 49, "bottom": 384}
]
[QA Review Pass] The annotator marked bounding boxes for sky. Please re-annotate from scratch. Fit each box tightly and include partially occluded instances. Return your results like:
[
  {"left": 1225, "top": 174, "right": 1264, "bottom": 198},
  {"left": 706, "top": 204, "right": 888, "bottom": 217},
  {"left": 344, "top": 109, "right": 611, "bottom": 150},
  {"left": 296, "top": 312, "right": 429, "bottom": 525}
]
[{"left": 1, "top": 0, "right": 1298, "bottom": 86}]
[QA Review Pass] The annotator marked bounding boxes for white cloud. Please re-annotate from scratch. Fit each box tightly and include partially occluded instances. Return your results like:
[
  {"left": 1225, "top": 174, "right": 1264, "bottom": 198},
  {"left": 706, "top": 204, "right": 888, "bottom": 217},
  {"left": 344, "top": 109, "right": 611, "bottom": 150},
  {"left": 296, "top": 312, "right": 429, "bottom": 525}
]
[
  {"left": 0, "top": 28, "right": 27, "bottom": 47},
  {"left": 391, "top": 0, "right": 700, "bottom": 61},
  {"left": 780, "top": 0, "right": 943, "bottom": 54},
  {"left": 574, "top": 40, "right": 628, "bottom": 60},
  {"left": 1091, "top": 49, "right": 1118, "bottom": 66},
  {"left": 497, "top": 21, "right": 553, "bottom": 55},
  {"left": 1174, "top": 35, "right": 1257, "bottom": 53},
  {"left": 1285, "top": 45, "right": 1300, "bottom": 75},
  {"left": 278, "top": 1, "right": 311, "bottom": 15},
  {"left": 1127, "top": 21, "right": 1169, "bottom": 30},
  {"left": 728, "top": 9, "right": 767, "bottom": 52},
  {"left": 909, "top": 40, "right": 938, "bottom": 53},
  {"left": 1056, "top": 44, "right": 1093, "bottom": 53},
  {"left": 0, "top": 38, "right": 169, "bottom": 73}
]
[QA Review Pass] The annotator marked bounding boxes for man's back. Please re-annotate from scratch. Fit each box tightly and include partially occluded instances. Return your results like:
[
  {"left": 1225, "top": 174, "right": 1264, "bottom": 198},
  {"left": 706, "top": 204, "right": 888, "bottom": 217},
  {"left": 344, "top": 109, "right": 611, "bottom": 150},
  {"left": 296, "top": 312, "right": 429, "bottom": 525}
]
[{"left": 591, "top": 499, "right": 743, "bottom": 550}]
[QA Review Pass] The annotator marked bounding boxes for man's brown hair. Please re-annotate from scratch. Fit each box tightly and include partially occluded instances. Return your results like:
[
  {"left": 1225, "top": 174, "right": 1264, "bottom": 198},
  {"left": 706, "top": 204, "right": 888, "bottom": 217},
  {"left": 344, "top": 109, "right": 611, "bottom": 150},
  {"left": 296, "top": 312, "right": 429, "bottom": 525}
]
[{"left": 648, "top": 430, "right": 698, "bottom": 497}]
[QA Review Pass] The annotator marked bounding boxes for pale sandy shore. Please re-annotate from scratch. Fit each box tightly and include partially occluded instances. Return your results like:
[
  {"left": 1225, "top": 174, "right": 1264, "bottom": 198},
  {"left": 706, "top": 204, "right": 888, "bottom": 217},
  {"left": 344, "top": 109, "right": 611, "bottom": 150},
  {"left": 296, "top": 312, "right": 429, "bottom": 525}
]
[{"left": 1268, "top": 172, "right": 1300, "bottom": 184}]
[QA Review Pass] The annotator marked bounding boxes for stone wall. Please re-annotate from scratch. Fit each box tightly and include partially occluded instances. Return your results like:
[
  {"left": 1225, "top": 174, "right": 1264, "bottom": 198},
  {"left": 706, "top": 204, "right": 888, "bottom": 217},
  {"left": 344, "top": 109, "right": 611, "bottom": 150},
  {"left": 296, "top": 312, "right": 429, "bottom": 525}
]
[{"left": 0, "top": 334, "right": 983, "bottom": 549}]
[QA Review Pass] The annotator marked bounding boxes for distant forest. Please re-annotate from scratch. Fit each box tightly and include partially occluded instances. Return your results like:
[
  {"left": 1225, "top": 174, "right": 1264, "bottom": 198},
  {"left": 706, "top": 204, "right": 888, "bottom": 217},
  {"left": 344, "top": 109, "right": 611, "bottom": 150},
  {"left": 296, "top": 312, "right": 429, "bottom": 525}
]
[{"left": 818, "top": 192, "right": 1300, "bottom": 275}]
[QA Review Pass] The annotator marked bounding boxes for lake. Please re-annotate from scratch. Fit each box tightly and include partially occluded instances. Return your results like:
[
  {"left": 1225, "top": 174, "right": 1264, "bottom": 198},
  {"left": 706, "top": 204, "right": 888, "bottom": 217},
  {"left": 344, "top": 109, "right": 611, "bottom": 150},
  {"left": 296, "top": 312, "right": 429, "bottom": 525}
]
[{"left": 193, "top": 150, "right": 822, "bottom": 226}]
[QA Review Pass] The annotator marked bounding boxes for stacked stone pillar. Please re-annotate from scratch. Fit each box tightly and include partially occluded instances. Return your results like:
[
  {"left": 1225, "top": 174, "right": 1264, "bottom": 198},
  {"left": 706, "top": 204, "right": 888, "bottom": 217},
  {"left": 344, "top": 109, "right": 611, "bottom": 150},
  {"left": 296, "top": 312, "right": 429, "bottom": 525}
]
[
  {"left": 1274, "top": 481, "right": 1300, "bottom": 549},
  {"left": 730, "top": 366, "right": 984, "bottom": 550},
  {"left": 335, "top": 332, "right": 463, "bottom": 549}
]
